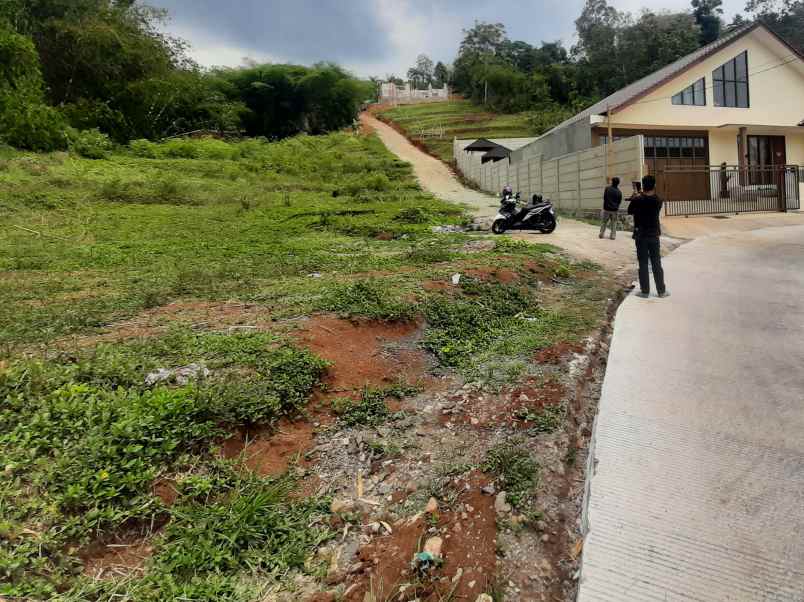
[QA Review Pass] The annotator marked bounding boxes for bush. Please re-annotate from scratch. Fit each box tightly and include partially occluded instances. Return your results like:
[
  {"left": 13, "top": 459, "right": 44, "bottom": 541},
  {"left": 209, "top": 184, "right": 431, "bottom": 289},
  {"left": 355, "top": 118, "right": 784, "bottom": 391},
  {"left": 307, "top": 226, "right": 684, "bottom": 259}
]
[
  {"left": 68, "top": 128, "right": 113, "bottom": 159},
  {"left": 0, "top": 96, "right": 68, "bottom": 151},
  {"left": 319, "top": 280, "right": 413, "bottom": 321},
  {"left": 130, "top": 138, "right": 159, "bottom": 158}
]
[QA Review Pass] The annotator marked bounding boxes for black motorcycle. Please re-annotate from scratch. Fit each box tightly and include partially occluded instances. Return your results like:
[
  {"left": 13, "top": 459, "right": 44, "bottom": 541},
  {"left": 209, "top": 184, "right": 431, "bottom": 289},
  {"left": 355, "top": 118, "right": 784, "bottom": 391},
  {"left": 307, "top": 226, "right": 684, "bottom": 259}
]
[{"left": 492, "top": 193, "right": 557, "bottom": 234}]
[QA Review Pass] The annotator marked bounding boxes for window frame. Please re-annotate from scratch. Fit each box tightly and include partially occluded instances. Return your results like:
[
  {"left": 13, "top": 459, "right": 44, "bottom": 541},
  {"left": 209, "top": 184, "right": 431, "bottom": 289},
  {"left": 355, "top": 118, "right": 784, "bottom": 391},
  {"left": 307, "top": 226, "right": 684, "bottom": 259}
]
[
  {"left": 713, "top": 51, "right": 749, "bottom": 108},
  {"left": 671, "top": 77, "right": 707, "bottom": 106}
]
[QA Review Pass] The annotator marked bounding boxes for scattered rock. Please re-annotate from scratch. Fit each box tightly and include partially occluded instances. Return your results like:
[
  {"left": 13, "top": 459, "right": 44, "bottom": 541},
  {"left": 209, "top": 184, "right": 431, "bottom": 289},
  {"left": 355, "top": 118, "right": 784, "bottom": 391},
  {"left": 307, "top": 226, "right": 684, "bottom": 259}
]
[
  {"left": 424, "top": 497, "right": 438, "bottom": 513},
  {"left": 475, "top": 595, "right": 493, "bottom": 602},
  {"left": 144, "top": 363, "right": 209, "bottom": 386},
  {"left": 330, "top": 498, "right": 355, "bottom": 514},
  {"left": 423, "top": 536, "right": 443, "bottom": 558},
  {"left": 540, "top": 533, "right": 550, "bottom": 543},
  {"left": 494, "top": 491, "right": 512, "bottom": 514},
  {"left": 432, "top": 225, "right": 465, "bottom": 234},
  {"left": 480, "top": 484, "right": 496, "bottom": 496},
  {"left": 451, "top": 273, "right": 462, "bottom": 285}
]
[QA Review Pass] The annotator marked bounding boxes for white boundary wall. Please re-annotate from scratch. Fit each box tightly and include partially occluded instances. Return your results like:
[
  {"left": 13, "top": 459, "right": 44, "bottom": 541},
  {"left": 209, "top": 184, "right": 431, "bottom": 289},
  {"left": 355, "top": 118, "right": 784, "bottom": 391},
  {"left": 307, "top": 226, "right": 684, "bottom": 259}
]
[{"left": 454, "top": 136, "right": 645, "bottom": 211}]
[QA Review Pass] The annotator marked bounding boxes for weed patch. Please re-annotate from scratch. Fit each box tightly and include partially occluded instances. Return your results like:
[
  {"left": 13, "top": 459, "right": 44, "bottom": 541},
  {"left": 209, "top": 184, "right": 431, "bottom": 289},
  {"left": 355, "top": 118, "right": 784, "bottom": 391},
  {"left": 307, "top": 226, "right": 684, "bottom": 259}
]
[
  {"left": 0, "top": 330, "right": 329, "bottom": 598},
  {"left": 332, "top": 384, "right": 417, "bottom": 427},
  {"left": 481, "top": 441, "right": 539, "bottom": 509},
  {"left": 319, "top": 280, "right": 414, "bottom": 322}
]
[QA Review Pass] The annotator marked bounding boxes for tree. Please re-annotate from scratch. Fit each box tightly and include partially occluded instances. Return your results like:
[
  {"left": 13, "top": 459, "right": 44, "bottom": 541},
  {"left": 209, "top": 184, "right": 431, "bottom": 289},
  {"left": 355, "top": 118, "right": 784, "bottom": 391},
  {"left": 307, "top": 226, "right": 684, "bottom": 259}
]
[
  {"left": 0, "top": 23, "right": 68, "bottom": 150},
  {"left": 692, "top": 0, "right": 724, "bottom": 45},
  {"left": 745, "top": 0, "right": 804, "bottom": 52},
  {"left": 573, "top": 0, "right": 628, "bottom": 96},
  {"left": 619, "top": 12, "right": 701, "bottom": 83},
  {"left": 407, "top": 53, "right": 434, "bottom": 88},
  {"left": 459, "top": 21, "right": 507, "bottom": 57},
  {"left": 433, "top": 61, "right": 450, "bottom": 87}
]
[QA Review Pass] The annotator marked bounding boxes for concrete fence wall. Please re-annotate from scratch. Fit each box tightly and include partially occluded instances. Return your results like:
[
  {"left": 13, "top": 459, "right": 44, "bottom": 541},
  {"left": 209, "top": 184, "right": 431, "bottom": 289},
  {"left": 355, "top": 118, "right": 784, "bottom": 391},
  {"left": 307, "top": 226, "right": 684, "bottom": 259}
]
[{"left": 454, "top": 135, "right": 645, "bottom": 211}]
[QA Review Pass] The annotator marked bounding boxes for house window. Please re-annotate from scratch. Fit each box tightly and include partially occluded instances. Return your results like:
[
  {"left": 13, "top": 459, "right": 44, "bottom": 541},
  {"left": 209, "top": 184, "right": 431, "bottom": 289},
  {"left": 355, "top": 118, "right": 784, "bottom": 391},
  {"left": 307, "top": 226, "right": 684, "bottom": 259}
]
[
  {"left": 671, "top": 78, "right": 706, "bottom": 106},
  {"left": 713, "top": 51, "right": 749, "bottom": 108},
  {"left": 643, "top": 135, "right": 707, "bottom": 160}
]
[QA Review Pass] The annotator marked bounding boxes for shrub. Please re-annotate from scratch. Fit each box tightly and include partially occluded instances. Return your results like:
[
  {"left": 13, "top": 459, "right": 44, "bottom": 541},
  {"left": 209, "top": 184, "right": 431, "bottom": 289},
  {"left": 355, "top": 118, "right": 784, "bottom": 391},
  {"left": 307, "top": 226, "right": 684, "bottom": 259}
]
[
  {"left": 319, "top": 280, "right": 413, "bottom": 321},
  {"left": 162, "top": 138, "right": 201, "bottom": 159},
  {"left": 68, "top": 128, "right": 113, "bottom": 159},
  {"left": 482, "top": 441, "right": 539, "bottom": 508},
  {"left": 130, "top": 138, "right": 159, "bottom": 158},
  {"left": 0, "top": 96, "right": 68, "bottom": 151}
]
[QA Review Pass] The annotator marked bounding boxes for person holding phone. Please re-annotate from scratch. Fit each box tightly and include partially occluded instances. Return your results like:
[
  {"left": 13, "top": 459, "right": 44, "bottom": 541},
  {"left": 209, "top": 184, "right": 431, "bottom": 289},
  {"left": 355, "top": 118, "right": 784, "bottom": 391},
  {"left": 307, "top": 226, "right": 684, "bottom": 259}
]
[
  {"left": 599, "top": 177, "right": 622, "bottom": 240},
  {"left": 627, "top": 174, "right": 669, "bottom": 298}
]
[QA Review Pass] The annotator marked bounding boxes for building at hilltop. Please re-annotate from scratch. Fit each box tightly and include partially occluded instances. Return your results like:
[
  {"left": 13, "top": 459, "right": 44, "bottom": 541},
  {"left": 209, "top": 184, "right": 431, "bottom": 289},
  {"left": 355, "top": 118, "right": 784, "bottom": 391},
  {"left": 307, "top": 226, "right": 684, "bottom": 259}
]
[{"left": 379, "top": 81, "right": 449, "bottom": 104}]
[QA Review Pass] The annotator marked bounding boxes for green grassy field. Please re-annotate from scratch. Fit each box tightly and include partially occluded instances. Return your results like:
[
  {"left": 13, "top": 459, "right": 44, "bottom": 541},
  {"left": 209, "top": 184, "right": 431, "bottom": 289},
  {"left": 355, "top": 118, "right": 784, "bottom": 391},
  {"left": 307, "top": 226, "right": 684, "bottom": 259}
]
[
  {"left": 0, "top": 133, "right": 615, "bottom": 600},
  {"left": 376, "top": 100, "right": 535, "bottom": 163}
]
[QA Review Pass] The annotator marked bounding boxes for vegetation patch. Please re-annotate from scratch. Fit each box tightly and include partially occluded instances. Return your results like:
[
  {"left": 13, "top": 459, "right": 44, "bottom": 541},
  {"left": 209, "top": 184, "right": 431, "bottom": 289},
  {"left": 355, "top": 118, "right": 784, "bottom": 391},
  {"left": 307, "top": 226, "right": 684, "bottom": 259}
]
[
  {"left": 319, "top": 280, "right": 414, "bottom": 322},
  {"left": 332, "top": 384, "right": 418, "bottom": 427},
  {"left": 0, "top": 330, "right": 329, "bottom": 599},
  {"left": 481, "top": 440, "right": 540, "bottom": 509}
]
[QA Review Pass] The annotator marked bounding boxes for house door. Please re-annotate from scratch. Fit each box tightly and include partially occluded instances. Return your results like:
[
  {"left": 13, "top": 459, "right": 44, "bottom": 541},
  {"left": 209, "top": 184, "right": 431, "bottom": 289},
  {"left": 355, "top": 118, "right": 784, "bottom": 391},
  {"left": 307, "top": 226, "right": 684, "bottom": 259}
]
[{"left": 748, "top": 136, "right": 786, "bottom": 185}]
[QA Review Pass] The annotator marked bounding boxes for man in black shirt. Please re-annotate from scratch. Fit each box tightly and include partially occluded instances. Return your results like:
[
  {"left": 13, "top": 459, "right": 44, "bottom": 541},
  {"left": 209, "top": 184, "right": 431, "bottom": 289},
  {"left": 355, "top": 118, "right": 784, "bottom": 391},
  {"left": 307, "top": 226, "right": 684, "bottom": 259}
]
[
  {"left": 627, "top": 175, "right": 669, "bottom": 298},
  {"left": 599, "top": 177, "right": 622, "bottom": 240}
]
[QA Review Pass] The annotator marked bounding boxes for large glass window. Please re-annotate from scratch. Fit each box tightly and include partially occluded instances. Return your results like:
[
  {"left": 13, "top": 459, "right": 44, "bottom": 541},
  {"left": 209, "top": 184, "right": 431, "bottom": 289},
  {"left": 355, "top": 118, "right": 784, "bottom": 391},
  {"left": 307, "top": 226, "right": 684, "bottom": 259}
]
[
  {"left": 713, "top": 51, "right": 749, "bottom": 108},
  {"left": 671, "top": 77, "right": 706, "bottom": 106}
]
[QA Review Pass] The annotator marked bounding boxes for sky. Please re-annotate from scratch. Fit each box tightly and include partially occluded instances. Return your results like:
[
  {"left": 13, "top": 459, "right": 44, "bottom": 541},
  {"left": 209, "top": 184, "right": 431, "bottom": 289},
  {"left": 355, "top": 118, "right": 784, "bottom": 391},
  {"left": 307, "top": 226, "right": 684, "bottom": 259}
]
[{"left": 151, "top": 0, "right": 746, "bottom": 78}]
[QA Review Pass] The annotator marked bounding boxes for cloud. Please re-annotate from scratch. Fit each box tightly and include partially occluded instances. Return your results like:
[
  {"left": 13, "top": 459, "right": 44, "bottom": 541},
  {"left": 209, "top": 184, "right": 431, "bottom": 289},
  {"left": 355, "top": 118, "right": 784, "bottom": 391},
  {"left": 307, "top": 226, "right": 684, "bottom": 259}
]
[{"left": 151, "top": 0, "right": 751, "bottom": 76}]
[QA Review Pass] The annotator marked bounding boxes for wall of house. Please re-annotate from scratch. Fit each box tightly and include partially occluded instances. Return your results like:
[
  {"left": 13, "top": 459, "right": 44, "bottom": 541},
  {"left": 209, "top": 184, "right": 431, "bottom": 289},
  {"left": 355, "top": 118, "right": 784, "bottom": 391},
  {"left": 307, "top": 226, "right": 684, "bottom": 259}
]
[
  {"left": 787, "top": 133, "right": 804, "bottom": 200},
  {"left": 613, "top": 28, "right": 804, "bottom": 129},
  {"left": 455, "top": 136, "right": 644, "bottom": 211},
  {"left": 512, "top": 119, "right": 592, "bottom": 162},
  {"left": 708, "top": 129, "right": 739, "bottom": 165}
]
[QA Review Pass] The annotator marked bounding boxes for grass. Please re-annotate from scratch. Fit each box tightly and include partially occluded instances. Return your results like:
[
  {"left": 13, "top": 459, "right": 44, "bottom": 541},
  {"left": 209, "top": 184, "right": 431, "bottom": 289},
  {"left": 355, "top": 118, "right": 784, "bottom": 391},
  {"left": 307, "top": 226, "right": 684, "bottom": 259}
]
[
  {"left": 0, "top": 133, "right": 464, "bottom": 349},
  {"left": 0, "top": 132, "right": 617, "bottom": 600},
  {"left": 375, "top": 100, "right": 534, "bottom": 163},
  {"left": 0, "top": 329, "right": 331, "bottom": 599},
  {"left": 482, "top": 440, "right": 540, "bottom": 510}
]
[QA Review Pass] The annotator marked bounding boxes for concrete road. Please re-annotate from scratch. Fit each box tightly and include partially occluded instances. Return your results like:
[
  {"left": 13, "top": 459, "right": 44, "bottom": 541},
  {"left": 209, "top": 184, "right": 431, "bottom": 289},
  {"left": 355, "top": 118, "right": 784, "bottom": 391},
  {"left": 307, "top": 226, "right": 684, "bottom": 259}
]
[{"left": 579, "top": 224, "right": 804, "bottom": 601}]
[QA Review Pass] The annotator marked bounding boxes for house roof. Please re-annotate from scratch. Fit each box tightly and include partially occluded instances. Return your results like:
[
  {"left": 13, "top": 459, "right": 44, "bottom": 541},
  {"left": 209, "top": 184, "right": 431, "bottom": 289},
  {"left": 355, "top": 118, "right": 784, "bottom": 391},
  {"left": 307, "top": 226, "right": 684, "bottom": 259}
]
[
  {"left": 481, "top": 146, "right": 511, "bottom": 163},
  {"left": 463, "top": 138, "right": 502, "bottom": 152},
  {"left": 543, "top": 22, "right": 804, "bottom": 138}
]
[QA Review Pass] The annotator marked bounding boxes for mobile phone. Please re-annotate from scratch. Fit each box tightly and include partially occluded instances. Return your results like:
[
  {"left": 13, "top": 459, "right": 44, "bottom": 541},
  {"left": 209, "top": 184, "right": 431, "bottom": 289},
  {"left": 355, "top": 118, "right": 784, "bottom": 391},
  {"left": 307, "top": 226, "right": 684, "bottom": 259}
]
[{"left": 632, "top": 181, "right": 642, "bottom": 193}]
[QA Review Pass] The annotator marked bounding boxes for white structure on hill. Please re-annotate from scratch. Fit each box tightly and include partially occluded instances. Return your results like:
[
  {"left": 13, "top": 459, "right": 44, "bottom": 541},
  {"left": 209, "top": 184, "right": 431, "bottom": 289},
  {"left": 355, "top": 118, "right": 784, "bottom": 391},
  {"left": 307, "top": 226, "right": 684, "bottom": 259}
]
[{"left": 379, "top": 81, "right": 449, "bottom": 103}]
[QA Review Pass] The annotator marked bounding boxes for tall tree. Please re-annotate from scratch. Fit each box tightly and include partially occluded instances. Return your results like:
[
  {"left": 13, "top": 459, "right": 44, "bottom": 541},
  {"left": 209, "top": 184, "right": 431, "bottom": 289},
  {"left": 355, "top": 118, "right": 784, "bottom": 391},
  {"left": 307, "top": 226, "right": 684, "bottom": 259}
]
[
  {"left": 433, "top": 61, "right": 450, "bottom": 87},
  {"left": 745, "top": 0, "right": 804, "bottom": 52},
  {"left": 572, "top": 0, "right": 627, "bottom": 96},
  {"left": 692, "top": 0, "right": 724, "bottom": 45},
  {"left": 407, "top": 53, "right": 434, "bottom": 88}
]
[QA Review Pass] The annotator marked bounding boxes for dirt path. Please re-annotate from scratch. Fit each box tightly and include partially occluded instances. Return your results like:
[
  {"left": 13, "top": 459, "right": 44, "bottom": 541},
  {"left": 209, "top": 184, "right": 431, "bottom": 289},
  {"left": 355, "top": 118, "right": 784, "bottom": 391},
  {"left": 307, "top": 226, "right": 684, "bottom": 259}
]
[
  {"left": 361, "top": 113, "right": 499, "bottom": 218},
  {"left": 363, "top": 112, "right": 671, "bottom": 274}
]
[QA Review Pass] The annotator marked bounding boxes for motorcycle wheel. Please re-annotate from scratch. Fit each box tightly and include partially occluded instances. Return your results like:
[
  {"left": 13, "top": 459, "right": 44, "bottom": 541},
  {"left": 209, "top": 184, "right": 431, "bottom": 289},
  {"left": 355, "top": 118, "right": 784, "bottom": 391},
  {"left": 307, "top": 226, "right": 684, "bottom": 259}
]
[
  {"left": 492, "top": 219, "right": 507, "bottom": 234},
  {"left": 540, "top": 219, "right": 556, "bottom": 234}
]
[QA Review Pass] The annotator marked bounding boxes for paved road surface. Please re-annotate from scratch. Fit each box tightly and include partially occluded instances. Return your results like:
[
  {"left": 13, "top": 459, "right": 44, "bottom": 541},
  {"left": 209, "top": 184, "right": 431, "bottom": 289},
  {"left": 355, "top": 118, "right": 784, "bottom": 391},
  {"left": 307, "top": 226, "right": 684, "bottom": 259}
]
[{"left": 579, "top": 225, "right": 804, "bottom": 601}]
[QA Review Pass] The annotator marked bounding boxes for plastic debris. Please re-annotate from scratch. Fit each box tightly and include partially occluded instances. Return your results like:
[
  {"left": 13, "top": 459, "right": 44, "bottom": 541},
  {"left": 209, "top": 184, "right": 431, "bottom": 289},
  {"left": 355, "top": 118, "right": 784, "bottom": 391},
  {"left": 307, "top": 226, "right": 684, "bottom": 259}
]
[{"left": 145, "top": 363, "right": 210, "bottom": 387}]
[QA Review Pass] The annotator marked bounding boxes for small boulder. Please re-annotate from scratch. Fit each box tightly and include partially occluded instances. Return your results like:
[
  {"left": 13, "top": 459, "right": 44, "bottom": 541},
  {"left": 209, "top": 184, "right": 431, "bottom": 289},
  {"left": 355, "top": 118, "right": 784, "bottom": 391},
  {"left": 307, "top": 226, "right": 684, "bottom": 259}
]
[
  {"left": 423, "top": 536, "right": 443, "bottom": 558},
  {"left": 424, "top": 497, "right": 438, "bottom": 514},
  {"left": 494, "top": 491, "right": 512, "bottom": 514}
]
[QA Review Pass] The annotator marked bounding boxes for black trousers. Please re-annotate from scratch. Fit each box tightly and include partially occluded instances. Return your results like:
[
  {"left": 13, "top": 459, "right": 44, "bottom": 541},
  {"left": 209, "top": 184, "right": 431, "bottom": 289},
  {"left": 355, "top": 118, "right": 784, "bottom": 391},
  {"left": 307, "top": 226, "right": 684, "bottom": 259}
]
[{"left": 635, "top": 236, "right": 666, "bottom": 294}]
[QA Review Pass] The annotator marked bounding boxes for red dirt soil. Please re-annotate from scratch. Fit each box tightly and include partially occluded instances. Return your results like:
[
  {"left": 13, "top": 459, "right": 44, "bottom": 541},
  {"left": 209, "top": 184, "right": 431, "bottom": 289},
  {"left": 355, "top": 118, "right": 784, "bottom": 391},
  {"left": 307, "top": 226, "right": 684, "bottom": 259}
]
[
  {"left": 152, "top": 479, "right": 178, "bottom": 506},
  {"left": 296, "top": 316, "right": 428, "bottom": 395},
  {"left": 224, "top": 316, "right": 432, "bottom": 480},
  {"left": 465, "top": 267, "right": 520, "bottom": 283},
  {"left": 58, "top": 301, "right": 273, "bottom": 348},
  {"left": 534, "top": 342, "right": 584, "bottom": 364},
  {"left": 344, "top": 472, "right": 496, "bottom": 601},
  {"left": 81, "top": 535, "right": 153, "bottom": 579},
  {"left": 222, "top": 419, "right": 315, "bottom": 477},
  {"left": 443, "top": 378, "right": 566, "bottom": 429}
]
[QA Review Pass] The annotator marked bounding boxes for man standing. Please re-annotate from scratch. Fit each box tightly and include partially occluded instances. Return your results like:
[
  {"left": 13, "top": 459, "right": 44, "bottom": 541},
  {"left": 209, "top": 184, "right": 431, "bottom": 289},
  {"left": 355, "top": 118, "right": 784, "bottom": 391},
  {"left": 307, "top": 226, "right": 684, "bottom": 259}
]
[
  {"left": 628, "top": 175, "right": 669, "bottom": 298},
  {"left": 599, "top": 177, "right": 622, "bottom": 240}
]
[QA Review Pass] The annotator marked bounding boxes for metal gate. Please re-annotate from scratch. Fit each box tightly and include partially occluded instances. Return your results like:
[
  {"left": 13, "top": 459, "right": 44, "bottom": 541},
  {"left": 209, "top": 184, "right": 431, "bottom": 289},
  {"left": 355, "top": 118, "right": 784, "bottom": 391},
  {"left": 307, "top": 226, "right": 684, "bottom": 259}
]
[{"left": 660, "top": 165, "right": 800, "bottom": 216}]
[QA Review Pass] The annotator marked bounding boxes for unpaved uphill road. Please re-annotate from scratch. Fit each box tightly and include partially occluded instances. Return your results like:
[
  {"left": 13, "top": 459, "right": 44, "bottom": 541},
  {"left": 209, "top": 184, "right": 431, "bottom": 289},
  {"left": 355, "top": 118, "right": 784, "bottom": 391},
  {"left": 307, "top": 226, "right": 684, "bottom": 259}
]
[
  {"left": 363, "top": 112, "right": 659, "bottom": 273},
  {"left": 361, "top": 113, "right": 499, "bottom": 217},
  {"left": 580, "top": 224, "right": 804, "bottom": 601}
]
